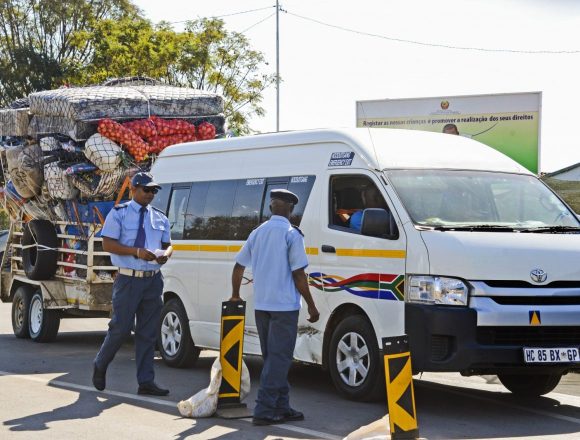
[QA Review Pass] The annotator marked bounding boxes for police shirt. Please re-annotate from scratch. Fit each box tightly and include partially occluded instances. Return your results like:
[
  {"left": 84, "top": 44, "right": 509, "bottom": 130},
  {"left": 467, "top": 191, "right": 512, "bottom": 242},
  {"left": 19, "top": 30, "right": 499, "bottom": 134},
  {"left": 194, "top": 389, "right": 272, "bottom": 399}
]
[
  {"left": 236, "top": 215, "right": 309, "bottom": 312},
  {"left": 101, "top": 200, "right": 170, "bottom": 270}
]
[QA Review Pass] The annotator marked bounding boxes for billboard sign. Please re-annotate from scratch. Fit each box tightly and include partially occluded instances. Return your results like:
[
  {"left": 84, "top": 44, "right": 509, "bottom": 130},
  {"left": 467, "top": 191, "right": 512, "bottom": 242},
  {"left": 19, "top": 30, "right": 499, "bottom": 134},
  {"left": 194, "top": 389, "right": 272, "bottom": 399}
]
[{"left": 356, "top": 92, "right": 541, "bottom": 173}]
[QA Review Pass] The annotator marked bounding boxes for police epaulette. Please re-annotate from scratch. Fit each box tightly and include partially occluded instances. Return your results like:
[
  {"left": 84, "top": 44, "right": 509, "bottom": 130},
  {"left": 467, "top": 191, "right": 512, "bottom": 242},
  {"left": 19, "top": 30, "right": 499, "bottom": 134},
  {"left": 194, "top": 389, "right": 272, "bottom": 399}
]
[
  {"left": 151, "top": 206, "right": 165, "bottom": 214},
  {"left": 113, "top": 202, "right": 130, "bottom": 210},
  {"left": 292, "top": 225, "right": 304, "bottom": 237}
]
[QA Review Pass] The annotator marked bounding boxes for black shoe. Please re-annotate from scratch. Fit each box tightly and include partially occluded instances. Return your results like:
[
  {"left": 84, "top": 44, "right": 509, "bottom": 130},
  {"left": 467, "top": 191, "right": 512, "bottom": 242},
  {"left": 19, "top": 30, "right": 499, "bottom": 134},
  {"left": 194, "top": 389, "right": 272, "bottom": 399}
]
[
  {"left": 282, "top": 408, "right": 304, "bottom": 422},
  {"left": 92, "top": 363, "right": 106, "bottom": 391},
  {"left": 252, "top": 415, "right": 284, "bottom": 426},
  {"left": 137, "top": 382, "right": 169, "bottom": 396}
]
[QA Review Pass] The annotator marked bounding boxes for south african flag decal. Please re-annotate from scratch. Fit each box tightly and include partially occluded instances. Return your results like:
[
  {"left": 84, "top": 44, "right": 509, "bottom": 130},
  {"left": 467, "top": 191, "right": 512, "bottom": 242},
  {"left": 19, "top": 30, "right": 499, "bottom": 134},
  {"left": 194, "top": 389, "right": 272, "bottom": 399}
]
[{"left": 308, "top": 273, "right": 405, "bottom": 301}]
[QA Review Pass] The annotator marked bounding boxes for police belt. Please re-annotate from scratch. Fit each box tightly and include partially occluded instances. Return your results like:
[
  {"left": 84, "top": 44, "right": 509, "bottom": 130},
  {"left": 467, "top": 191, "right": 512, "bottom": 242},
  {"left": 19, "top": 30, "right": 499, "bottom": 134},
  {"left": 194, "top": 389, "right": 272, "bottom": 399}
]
[{"left": 118, "top": 268, "right": 160, "bottom": 278}]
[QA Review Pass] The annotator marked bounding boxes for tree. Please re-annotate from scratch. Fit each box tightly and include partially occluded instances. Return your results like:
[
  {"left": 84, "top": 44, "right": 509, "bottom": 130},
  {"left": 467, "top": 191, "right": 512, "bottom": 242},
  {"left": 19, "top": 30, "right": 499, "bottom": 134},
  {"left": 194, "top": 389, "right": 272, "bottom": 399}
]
[
  {"left": 176, "top": 18, "right": 275, "bottom": 134},
  {"left": 0, "top": 0, "right": 137, "bottom": 106},
  {"left": 0, "top": 2, "right": 274, "bottom": 133},
  {"left": 85, "top": 17, "right": 275, "bottom": 134}
]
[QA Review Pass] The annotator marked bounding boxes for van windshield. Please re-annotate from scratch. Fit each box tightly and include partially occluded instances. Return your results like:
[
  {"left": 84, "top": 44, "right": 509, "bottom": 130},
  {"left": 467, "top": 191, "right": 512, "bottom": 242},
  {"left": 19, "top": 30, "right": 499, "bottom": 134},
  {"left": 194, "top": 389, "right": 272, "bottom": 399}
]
[{"left": 386, "top": 170, "right": 580, "bottom": 230}]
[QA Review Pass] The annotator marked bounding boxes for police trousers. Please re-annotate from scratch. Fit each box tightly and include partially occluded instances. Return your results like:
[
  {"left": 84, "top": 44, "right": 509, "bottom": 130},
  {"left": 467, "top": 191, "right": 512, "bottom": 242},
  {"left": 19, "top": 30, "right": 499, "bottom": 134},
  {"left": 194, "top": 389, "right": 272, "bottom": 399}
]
[
  {"left": 94, "top": 272, "right": 163, "bottom": 385},
  {"left": 254, "top": 309, "right": 299, "bottom": 418}
]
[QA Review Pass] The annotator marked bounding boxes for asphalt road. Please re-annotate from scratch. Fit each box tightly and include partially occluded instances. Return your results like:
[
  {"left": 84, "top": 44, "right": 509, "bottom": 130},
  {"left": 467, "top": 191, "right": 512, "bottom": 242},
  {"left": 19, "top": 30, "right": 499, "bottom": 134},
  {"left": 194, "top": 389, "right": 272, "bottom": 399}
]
[{"left": 0, "top": 302, "right": 578, "bottom": 440}]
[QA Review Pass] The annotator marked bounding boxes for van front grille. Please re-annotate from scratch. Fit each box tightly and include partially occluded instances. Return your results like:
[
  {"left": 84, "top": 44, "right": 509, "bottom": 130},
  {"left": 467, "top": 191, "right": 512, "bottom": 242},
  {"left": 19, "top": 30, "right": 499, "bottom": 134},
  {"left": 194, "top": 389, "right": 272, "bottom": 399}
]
[
  {"left": 490, "top": 296, "right": 580, "bottom": 306},
  {"left": 477, "top": 327, "right": 580, "bottom": 346}
]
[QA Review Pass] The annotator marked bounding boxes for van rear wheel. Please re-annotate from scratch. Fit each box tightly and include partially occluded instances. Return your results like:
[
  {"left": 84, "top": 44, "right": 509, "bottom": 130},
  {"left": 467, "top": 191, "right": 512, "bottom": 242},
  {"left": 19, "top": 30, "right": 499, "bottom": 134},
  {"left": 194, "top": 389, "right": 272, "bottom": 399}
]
[
  {"left": 158, "top": 299, "right": 200, "bottom": 368},
  {"left": 328, "top": 315, "right": 384, "bottom": 401},
  {"left": 498, "top": 373, "right": 562, "bottom": 397}
]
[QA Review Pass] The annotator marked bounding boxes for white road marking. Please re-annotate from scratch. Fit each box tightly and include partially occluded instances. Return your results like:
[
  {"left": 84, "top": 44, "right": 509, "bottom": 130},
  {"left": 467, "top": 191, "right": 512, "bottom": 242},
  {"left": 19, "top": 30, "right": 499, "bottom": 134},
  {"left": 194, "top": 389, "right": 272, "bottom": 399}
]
[{"left": 0, "top": 370, "right": 342, "bottom": 440}]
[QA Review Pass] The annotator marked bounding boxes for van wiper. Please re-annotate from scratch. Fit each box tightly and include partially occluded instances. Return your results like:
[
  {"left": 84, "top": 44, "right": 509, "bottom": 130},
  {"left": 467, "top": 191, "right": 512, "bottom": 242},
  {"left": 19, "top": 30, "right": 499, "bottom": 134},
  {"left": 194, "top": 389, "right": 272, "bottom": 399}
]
[
  {"left": 518, "top": 225, "right": 580, "bottom": 233},
  {"left": 422, "top": 225, "right": 516, "bottom": 232}
]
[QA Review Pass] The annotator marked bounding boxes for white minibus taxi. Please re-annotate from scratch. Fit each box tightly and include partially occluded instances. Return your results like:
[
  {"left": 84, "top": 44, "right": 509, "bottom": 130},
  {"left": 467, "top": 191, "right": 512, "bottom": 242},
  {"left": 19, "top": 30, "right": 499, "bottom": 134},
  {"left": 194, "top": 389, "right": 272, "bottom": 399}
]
[{"left": 150, "top": 128, "right": 580, "bottom": 400}]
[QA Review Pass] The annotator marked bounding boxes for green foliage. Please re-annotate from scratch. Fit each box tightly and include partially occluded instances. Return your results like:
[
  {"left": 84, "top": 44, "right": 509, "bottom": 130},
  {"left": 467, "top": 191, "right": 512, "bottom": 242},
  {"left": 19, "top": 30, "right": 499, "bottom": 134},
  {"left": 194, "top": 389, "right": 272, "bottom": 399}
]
[
  {"left": 0, "top": 1, "right": 274, "bottom": 133},
  {"left": 0, "top": 0, "right": 137, "bottom": 103},
  {"left": 0, "top": 209, "right": 9, "bottom": 230}
]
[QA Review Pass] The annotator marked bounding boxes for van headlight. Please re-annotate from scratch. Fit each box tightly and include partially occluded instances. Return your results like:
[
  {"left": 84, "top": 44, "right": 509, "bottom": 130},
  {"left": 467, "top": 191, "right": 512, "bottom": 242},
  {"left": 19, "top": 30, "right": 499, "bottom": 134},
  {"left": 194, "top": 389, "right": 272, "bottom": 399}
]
[{"left": 407, "top": 275, "right": 468, "bottom": 306}]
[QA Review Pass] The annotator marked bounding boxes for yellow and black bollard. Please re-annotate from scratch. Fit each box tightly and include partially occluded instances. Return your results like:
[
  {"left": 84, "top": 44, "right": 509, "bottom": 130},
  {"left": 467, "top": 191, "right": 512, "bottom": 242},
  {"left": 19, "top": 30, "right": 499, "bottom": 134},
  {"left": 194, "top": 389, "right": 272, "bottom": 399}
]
[
  {"left": 215, "top": 300, "right": 251, "bottom": 418},
  {"left": 383, "top": 335, "right": 419, "bottom": 439}
]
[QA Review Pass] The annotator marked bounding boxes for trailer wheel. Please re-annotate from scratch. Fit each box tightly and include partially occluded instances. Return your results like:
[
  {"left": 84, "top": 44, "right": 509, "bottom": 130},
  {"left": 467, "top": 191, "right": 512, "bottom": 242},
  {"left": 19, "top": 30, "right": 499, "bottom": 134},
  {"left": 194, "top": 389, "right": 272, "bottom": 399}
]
[
  {"left": 22, "top": 220, "right": 58, "bottom": 280},
  {"left": 28, "top": 290, "right": 60, "bottom": 342},
  {"left": 12, "top": 286, "right": 33, "bottom": 338},
  {"left": 498, "top": 373, "right": 562, "bottom": 397},
  {"left": 328, "top": 315, "right": 385, "bottom": 401},
  {"left": 158, "top": 298, "right": 200, "bottom": 368}
]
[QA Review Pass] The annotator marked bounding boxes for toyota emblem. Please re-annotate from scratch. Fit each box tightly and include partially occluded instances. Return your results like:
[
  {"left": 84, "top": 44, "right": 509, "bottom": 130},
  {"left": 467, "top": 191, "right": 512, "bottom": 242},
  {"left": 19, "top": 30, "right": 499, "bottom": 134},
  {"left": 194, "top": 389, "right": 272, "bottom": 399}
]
[{"left": 530, "top": 269, "right": 547, "bottom": 283}]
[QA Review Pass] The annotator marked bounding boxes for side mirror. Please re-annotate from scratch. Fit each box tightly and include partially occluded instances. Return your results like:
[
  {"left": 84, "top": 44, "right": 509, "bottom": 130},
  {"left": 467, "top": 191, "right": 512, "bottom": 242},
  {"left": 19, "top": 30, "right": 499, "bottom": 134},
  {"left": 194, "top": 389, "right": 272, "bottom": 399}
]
[{"left": 361, "top": 208, "right": 399, "bottom": 239}]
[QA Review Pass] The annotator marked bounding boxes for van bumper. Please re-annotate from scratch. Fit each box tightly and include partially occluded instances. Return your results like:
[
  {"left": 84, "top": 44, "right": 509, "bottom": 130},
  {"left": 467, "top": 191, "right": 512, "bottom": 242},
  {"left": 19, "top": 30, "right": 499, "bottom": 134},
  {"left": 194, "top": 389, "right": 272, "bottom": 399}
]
[{"left": 404, "top": 303, "right": 580, "bottom": 376}]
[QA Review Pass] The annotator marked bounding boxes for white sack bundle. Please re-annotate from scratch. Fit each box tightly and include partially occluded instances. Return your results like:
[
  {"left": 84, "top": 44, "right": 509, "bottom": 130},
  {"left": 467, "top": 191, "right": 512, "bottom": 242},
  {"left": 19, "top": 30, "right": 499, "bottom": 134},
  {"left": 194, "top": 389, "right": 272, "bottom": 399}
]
[
  {"left": 43, "top": 162, "right": 79, "bottom": 200},
  {"left": 84, "top": 133, "right": 122, "bottom": 171},
  {"left": 5, "top": 144, "right": 43, "bottom": 198},
  {"left": 177, "top": 358, "right": 250, "bottom": 418}
]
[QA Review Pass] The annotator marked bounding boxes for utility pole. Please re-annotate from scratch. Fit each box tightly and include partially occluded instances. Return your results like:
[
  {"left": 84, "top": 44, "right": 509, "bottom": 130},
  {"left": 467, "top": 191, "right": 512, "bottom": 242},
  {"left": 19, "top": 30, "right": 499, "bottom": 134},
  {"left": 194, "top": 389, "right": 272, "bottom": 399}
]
[{"left": 276, "top": 0, "right": 280, "bottom": 132}]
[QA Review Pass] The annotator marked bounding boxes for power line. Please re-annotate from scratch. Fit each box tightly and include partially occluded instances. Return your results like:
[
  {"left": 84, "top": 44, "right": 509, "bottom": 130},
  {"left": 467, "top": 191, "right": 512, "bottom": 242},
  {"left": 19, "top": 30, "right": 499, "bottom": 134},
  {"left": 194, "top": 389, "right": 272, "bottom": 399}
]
[
  {"left": 215, "top": 5, "right": 275, "bottom": 19},
  {"left": 239, "top": 12, "right": 275, "bottom": 34},
  {"left": 285, "top": 10, "right": 580, "bottom": 54},
  {"left": 165, "top": 5, "right": 275, "bottom": 25}
]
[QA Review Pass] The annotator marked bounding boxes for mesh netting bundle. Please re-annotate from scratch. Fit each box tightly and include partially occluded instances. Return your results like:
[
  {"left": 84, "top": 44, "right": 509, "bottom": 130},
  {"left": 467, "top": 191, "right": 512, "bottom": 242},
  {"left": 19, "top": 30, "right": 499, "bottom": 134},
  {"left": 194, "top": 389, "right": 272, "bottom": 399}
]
[
  {"left": 70, "top": 168, "right": 125, "bottom": 199},
  {"left": 0, "top": 108, "right": 29, "bottom": 137},
  {"left": 5, "top": 143, "right": 44, "bottom": 198},
  {"left": 28, "top": 115, "right": 98, "bottom": 141},
  {"left": 43, "top": 161, "right": 79, "bottom": 200},
  {"left": 39, "top": 137, "right": 61, "bottom": 152},
  {"left": 29, "top": 85, "right": 224, "bottom": 120},
  {"left": 84, "top": 133, "right": 122, "bottom": 171}
]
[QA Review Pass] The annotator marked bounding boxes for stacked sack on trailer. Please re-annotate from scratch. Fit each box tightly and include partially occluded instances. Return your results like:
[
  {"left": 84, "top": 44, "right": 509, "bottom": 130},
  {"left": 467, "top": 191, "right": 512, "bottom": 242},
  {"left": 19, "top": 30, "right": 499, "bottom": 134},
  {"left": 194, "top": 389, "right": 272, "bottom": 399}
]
[{"left": 0, "top": 79, "right": 225, "bottom": 277}]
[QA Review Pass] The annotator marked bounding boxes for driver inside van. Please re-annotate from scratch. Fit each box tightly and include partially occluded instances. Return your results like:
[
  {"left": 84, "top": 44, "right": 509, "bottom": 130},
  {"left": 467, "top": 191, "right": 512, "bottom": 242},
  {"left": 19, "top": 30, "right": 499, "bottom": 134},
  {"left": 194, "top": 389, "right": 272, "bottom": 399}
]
[{"left": 349, "top": 185, "right": 387, "bottom": 231}]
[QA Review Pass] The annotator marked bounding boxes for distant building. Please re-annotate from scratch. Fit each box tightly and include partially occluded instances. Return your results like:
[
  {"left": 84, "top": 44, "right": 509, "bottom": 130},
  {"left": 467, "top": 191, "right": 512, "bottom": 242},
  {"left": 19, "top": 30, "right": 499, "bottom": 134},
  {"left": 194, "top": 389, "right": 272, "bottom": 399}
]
[
  {"left": 543, "top": 162, "right": 580, "bottom": 181},
  {"left": 542, "top": 163, "right": 580, "bottom": 213}
]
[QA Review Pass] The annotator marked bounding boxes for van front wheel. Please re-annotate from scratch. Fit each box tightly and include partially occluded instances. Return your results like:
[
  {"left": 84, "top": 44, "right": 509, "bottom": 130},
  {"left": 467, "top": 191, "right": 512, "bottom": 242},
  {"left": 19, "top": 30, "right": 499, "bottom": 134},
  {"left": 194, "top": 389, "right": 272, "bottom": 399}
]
[
  {"left": 158, "top": 299, "right": 200, "bottom": 368},
  {"left": 498, "top": 373, "right": 562, "bottom": 397},
  {"left": 328, "top": 315, "right": 384, "bottom": 401}
]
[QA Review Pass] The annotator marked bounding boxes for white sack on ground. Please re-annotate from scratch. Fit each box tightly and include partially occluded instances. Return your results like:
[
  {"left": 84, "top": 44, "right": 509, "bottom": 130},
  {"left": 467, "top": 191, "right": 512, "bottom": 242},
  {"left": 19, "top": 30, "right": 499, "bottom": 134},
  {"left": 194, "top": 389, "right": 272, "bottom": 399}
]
[{"left": 177, "top": 358, "right": 250, "bottom": 418}]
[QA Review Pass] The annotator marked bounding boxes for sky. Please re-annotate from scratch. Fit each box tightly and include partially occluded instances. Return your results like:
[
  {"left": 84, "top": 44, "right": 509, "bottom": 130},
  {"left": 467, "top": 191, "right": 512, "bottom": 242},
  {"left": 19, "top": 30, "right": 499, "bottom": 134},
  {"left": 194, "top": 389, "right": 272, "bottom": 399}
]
[{"left": 132, "top": 0, "right": 580, "bottom": 173}]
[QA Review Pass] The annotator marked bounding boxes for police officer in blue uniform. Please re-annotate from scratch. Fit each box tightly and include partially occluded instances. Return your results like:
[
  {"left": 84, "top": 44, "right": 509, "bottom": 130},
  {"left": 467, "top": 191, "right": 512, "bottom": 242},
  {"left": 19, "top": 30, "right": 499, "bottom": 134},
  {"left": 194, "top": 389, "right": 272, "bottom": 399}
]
[
  {"left": 92, "top": 172, "right": 173, "bottom": 396},
  {"left": 230, "top": 189, "right": 320, "bottom": 426}
]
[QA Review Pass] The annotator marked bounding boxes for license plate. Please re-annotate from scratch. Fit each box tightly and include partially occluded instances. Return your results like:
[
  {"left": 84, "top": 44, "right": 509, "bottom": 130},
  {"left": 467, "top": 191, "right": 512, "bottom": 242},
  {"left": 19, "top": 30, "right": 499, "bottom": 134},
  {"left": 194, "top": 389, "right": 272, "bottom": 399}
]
[{"left": 523, "top": 347, "right": 580, "bottom": 364}]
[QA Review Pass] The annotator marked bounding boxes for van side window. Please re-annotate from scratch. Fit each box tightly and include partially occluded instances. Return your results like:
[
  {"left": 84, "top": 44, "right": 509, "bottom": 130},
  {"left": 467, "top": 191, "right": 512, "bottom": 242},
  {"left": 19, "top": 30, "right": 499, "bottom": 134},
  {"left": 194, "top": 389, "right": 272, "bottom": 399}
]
[
  {"left": 261, "top": 180, "right": 289, "bottom": 223},
  {"left": 260, "top": 176, "right": 316, "bottom": 226},
  {"left": 288, "top": 176, "right": 316, "bottom": 226},
  {"left": 231, "top": 178, "right": 266, "bottom": 240},
  {"left": 329, "top": 175, "right": 393, "bottom": 236},
  {"left": 183, "top": 182, "right": 210, "bottom": 240},
  {"left": 167, "top": 185, "right": 191, "bottom": 240},
  {"left": 150, "top": 184, "right": 171, "bottom": 215},
  {"left": 202, "top": 180, "right": 237, "bottom": 239}
]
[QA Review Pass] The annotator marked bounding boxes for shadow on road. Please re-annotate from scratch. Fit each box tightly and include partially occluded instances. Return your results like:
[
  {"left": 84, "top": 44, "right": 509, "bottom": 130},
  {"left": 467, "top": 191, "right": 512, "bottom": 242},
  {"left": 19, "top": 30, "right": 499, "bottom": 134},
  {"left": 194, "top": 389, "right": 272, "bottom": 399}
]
[{"left": 3, "top": 389, "right": 120, "bottom": 432}]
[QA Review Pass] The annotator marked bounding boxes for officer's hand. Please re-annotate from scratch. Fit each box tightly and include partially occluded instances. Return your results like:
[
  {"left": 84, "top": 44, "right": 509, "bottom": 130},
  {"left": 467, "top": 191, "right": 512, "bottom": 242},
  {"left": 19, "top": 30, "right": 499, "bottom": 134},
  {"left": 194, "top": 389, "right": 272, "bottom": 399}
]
[
  {"left": 307, "top": 305, "right": 320, "bottom": 323},
  {"left": 229, "top": 296, "right": 243, "bottom": 302},
  {"left": 138, "top": 248, "right": 157, "bottom": 261},
  {"left": 156, "top": 255, "right": 169, "bottom": 264}
]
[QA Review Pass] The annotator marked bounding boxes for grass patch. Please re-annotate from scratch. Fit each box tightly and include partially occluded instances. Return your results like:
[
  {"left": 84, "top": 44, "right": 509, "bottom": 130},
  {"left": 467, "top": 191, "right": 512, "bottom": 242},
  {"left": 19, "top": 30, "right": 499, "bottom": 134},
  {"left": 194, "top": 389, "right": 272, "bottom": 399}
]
[{"left": 542, "top": 177, "right": 580, "bottom": 214}]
